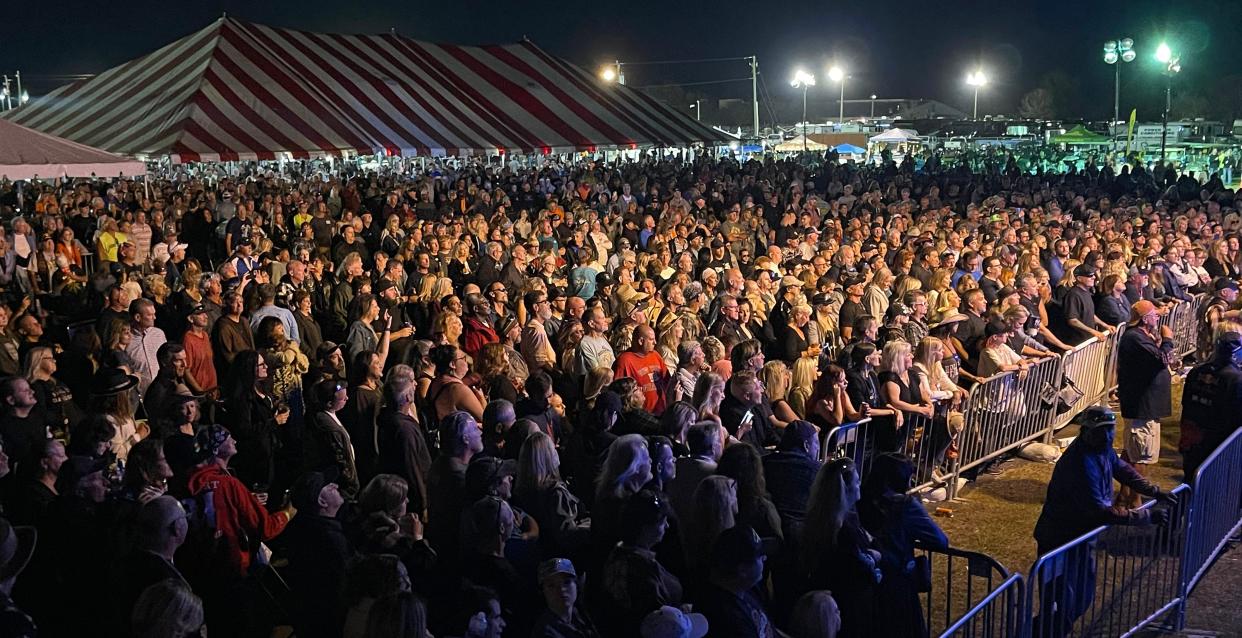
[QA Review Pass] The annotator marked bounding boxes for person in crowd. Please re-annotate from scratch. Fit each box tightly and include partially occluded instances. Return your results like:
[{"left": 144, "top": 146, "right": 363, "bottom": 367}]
[
  {"left": 110, "top": 496, "right": 190, "bottom": 637},
  {"left": 377, "top": 374, "right": 432, "bottom": 518},
  {"left": 691, "top": 525, "right": 774, "bottom": 638},
  {"left": 1180, "top": 331, "right": 1242, "bottom": 481},
  {"left": 221, "top": 350, "right": 284, "bottom": 494},
  {"left": 858, "top": 453, "right": 948, "bottom": 637},
  {"left": 665, "top": 419, "right": 722, "bottom": 527},
  {"left": 591, "top": 433, "right": 652, "bottom": 569},
  {"left": 304, "top": 378, "right": 360, "bottom": 498},
  {"left": 596, "top": 489, "right": 684, "bottom": 638},
  {"left": 281, "top": 471, "right": 352, "bottom": 638},
  {"left": 1032, "top": 406, "right": 1177, "bottom": 635},
  {"left": 787, "top": 591, "right": 841, "bottom": 638},
  {"left": 0, "top": 517, "right": 37, "bottom": 637},
  {"left": 1115, "top": 300, "right": 1176, "bottom": 507},
  {"left": 426, "top": 410, "right": 483, "bottom": 565},
  {"left": 614, "top": 324, "right": 670, "bottom": 415},
  {"left": 515, "top": 431, "right": 590, "bottom": 561},
  {"left": 717, "top": 442, "right": 783, "bottom": 543},
  {"left": 801, "top": 458, "right": 880, "bottom": 637},
  {"left": 532, "top": 557, "right": 600, "bottom": 638}
]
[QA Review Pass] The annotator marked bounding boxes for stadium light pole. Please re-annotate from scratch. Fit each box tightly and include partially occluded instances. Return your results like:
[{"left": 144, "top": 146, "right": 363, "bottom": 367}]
[
  {"left": 791, "top": 70, "right": 816, "bottom": 151},
  {"left": 870, "top": 94, "right": 877, "bottom": 118},
  {"left": 599, "top": 61, "right": 624, "bottom": 85},
  {"left": 966, "top": 70, "right": 987, "bottom": 120},
  {"left": 1155, "top": 42, "right": 1181, "bottom": 162},
  {"left": 1103, "top": 38, "right": 1135, "bottom": 128},
  {"left": 828, "top": 66, "right": 846, "bottom": 125},
  {"left": 689, "top": 100, "right": 701, "bottom": 121}
]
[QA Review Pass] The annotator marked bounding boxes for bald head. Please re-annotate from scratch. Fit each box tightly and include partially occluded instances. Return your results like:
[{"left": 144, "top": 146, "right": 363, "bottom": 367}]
[
  {"left": 136, "top": 495, "right": 187, "bottom": 552},
  {"left": 631, "top": 325, "right": 656, "bottom": 354}
]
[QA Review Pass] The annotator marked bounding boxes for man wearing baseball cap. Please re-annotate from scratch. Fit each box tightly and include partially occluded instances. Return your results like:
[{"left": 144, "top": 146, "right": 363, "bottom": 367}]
[
  {"left": 532, "top": 558, "right": 600, "bottom": 637},
  {"left": 691, "top": 525, "right": 774, "bottom": 638},
  {"left": 1115, "top": 300, "right": 1176, "bottom": 508},
  {"left": 1032, "top": 405, "right": 1177, "bottom": 634},
  {"left": 1057, "top": 264, "right": 1112, "bottom": 345}
]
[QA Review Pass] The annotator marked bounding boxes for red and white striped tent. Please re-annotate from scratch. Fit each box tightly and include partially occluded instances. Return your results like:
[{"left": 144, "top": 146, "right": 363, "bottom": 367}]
[{"left": 5, "top": 17, "right": 727, "bottom": 163}]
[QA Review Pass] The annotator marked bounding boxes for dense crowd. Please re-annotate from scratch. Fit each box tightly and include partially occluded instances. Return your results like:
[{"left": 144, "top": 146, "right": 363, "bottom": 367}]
[{"left": 0, "top": 149, "right": 1237, "bottom": 638}]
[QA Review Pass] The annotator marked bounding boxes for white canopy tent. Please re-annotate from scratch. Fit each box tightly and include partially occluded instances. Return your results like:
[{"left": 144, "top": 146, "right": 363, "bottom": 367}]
[
  {"left": 774, "top": 135, "right": 829, "bottom": 152},
  {"left": 0, "top": 118, "right": 145, "bottom": 181},
  {"left": 869, "top": 128, "right": 922, "bottom": 144}
]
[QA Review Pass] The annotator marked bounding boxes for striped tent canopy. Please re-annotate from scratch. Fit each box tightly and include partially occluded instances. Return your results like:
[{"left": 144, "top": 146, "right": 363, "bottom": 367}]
[{"left": 5, "top": 17, "right": 727, "bottom": 163}]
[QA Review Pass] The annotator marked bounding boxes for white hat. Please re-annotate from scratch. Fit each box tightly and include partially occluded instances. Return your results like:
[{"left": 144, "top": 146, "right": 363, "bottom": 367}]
[{"left": 640, "top": 606, "right": 709, "bottom": 638}]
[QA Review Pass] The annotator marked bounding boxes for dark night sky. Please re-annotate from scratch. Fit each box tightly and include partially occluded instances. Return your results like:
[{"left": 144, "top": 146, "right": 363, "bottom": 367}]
[{"left": 6, "top": 0, "right": 1240, "bottom": 122}]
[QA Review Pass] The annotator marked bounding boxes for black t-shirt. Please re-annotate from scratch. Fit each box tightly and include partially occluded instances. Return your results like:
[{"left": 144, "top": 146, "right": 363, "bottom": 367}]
[
  {"left": 839, "top": 299, "right": 865, "bottom": 336},
  {"left": 1060, "top": 286, "right": 1097, "bottom": 344},
  {"left": 957, "top": 312, "right": 986, "bottom": 362}
]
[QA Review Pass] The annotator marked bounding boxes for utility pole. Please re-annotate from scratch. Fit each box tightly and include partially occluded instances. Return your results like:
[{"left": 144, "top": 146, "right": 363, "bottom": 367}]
[
  {"left": 750, "top": 56, "right": 759, "bottom": 139},
  {"left": 1, "top": 76, "right": 10, "bottom": 110},
  {"left": 14, "top": 71, "right": 22, "bottom": 107}
]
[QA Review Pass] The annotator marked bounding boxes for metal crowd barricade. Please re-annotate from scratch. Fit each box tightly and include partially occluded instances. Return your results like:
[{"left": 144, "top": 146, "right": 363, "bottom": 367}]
[
  {"left": 1159, "top": 294, "right": 1204, "bottom": 360},
  {"left": 1023, "top": 483, "right": 1191, "bottom": 638},
  {"left": 820, "top": 418, "right": 874, "bottom": 477},
  {"left": 1050, "top": 334, "right": 1118, "bottom": 432},
  {"left": 915, "top": 543, "right": 1012, "bottom": 637},
  {"left": 939, "top": 572, "right": 1026, "bottom": 638},
  {"left": 954, "top": 355, "right": 1063, "bottom": 478},
  {"left": 1179, "top": 427, "right": 1242, "bottom": 599},
  {"left": 904, "top": 399, "right": 957, "bottom": 496}
]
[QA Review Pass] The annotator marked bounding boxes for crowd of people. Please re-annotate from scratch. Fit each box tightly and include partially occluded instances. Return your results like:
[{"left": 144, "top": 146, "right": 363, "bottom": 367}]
[{"left": 0, "top": 148, "right": 1236, "bottom": 637}]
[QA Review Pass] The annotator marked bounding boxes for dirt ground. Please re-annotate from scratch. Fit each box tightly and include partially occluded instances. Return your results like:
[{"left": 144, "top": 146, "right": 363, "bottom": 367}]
[{"left": 925, "top": 379, "right": 1242, "bottom": 636}]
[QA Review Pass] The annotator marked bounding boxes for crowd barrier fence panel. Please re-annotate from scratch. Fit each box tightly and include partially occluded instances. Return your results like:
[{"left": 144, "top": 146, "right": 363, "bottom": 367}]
[
  {"left": 1159, "top": 294, "right": 1205, "bottom": 361},
  {"left": 939, "top": 572, "right": 1026, "bottom": 638},
  {"left": 820, "top": 418, "right": 874, "bottom": 477},
  {"left": 915, "top": 542, "right": 1012, "bottom": 637},
  {"left": 1022, "top": 483, "right": 1191, "bottom": 638},
  {"left": 954, "top": 355, "right": 1063, "bottom": 477},
  {"left": 1049, "top": 334, "right": 1119, "bottom": 433},
  {"left": 1178, "top": 427, "right": 1242, "bottom": 606},
  {"left": 903, "top": 399, "right": 959, "bottom": 496}
]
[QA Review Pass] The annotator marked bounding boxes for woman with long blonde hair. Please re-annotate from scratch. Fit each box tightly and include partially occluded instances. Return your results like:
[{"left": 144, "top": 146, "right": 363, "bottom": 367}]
[
  {"left": 802, "top": 457, "right": 879, "bottom": 637},
  {"left": 789, "top": 356, "right": 819, "bottom": 419}
]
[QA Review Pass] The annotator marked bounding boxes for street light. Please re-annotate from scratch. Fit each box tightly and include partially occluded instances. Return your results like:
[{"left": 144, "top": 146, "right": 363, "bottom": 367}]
[
  {"left": 689, "top": 100, "right": 701, "bottom": 121},
  {"left": 599, "top": 61, "right": 624, "bottom": 85},
  {"left": 966, "top": 70, "right": 987, "bottom": 119},
  {"left": 791, "top": 70, "right": 816, "bottom": 151},
  {"left": 1103, "top": 38, "right": 1135, "bottom": 129},
  {"left": 1155, "top": 42, "right": 1181, "bottom": 162},
  {"left": 870, "top": 94, "right": 877, "bottom": 118},
  {"left": 828, "top": 65, "right": 846, "bottom": 126}
]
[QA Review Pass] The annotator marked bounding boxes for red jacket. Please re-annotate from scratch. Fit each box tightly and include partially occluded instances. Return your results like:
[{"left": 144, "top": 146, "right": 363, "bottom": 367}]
[
  {"left": 463, "top": 315, "right": 499, "bottom": 361},
  {"left": 187, "top": 463, "right": 291, "bottom": 577}
]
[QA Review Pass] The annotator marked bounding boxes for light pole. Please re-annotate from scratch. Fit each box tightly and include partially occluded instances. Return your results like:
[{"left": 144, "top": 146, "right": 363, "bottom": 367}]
[
  {"left": 689, "top": 100, "right": 701, "bottom": 121},
  {"left": 791, "top": 70, "right": 816, "bottom": 151},
  {"left": 828, "top": 66, "right": 845, "bottom": 126},
  {"left": 870, "top": 94, "right": 877, "bottom": 118},
  {"left": 599, "top": 61, "right": 625, "bottom": 85},
  {"left": 1103, "top": 38, "right": 1135, "bottom": 131},
  {"left": 1155, "top": 42, "right": 1181, "bottom": 162},
  {"left": 966, "top": 70, "right": 987, "bottom": 119}
]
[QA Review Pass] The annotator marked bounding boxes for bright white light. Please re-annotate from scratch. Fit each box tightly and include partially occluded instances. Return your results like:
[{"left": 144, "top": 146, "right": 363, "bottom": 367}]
[
  {"left": 828, "top": 66, "right": 844, "bottom": 83},
  {"left": 1119, "top": 38, "right": 1134, "bottom": 51},
  {"left": 729, "top": 141, "right": 739, "bottom": 150},
  {"left": 20, "top": 91, "right": 28, "bottom": 104},
  {"left": 600, "top": 67, "right": 617, "bottom": 82},
  {"left": 966, "top": 71, "right": 988, "bottom": 87},
  {"left": 1104, "top": 50, "right": 1119, "bottom": 64},
  {"left": 790, "top": 70, "right": 816, "bottom": 88},
  {"left": 1155, "top": 43, "right": 1172, "bottom": 63},
  {"left": 870, "top": 94, "right": 877, "bottom": 100},
  {"left": 1121, "top": 49, "right": 1136, "bottom": 63}
]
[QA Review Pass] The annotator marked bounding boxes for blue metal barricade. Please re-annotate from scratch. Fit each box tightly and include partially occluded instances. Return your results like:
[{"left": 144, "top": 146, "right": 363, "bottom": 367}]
[
  {"left": 1179, "top": 427, "right": 1242, "bottom": 600},
  {"left": 939, "top": 572, "right": 1026, "bottom": 638},
  {"left": 916, "top": 543, "right": 1011, "bottom": 637},
  {"left": 1024, "top": 483, "right": 1191, "bottom": 638},
  {"left": 955, "top": 355, "right": 1063, "bottom": 475},
  {"left": 904, "top": 399, "right": 958, "bottom": 497}
]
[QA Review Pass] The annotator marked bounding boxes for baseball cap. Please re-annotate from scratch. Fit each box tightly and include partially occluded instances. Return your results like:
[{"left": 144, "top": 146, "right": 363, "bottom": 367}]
[
  {"left": 595, "top": 272, "right": 614, "bottom": 287},
  {"left": 1129, "top": 300, "right": 1158, "bottom": 324},
  {"left": 289, "top": 470, "right": 339, "bottom": 512},
  {"left": 187, "top": 303, "right": 208, "bottom": 315},
  {"left": 778, "top": 420, "right": 818, "bottom": 452},
  {"left": 710, "top": 238, "right": 725, "bottom": 249},
  {"left": 537, "top": 558, "right": 577, "bottom": 584},
  {"left": 710, "top": 525, "right": 774, "bottom": 569},
  {"left": 1072, "top": 405, "right": 1116, "bottom": 430},
  {"left": 464, "top": 456, "right": 517, "bottom": 501},
  {"left": 374, "top": 278, "right": 398, "bottom": 295},
  {"left": 640, "top": 606, "right": 709, "bottom": 638},
  {"left": 316, "top": 341, "right": 342, "bottom": 361},
  {"left": 1214, "top": 277, "right": 1239, "bottom": 292},
  {"left": 1073, "top": 264, "right": 1097, "bottom": 278}
]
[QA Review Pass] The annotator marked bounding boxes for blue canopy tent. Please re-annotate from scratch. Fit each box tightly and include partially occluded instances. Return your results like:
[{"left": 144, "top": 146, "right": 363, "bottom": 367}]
[{"left": 834, "top": 143, "right": 866, "bottom": 154}]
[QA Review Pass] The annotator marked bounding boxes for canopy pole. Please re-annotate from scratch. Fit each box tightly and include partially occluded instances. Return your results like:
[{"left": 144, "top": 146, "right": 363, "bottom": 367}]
[{"left": 144, "top": 172, "right": 151, "bottom": 200}]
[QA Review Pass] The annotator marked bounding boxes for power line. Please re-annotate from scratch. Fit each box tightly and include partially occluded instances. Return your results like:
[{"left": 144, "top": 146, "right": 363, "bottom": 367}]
[
  {"left": 620, "top": 56, "right": 752, "bottom": 67},
  {"left": 631, "top": 77, "right": 753, "bottom": 89},
  {"left": 757, "top": 71, "right": 779, "bottom": 132}
]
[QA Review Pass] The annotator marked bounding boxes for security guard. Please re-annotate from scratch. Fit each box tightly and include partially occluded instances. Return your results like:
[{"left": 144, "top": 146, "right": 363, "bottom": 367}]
[
  {"left": 1180, "top": 331, "right": 1242, "bottom": 481},
  {"left": 1032, "top": 405, "right": 1177, "bottom": 636}
]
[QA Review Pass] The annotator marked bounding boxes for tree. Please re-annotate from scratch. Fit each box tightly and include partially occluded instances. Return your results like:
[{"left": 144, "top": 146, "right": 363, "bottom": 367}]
[
  {"left": 1036, "top": 71, "right": 1081, "bottom": 119},
  {"left": 1019, "top": 88, "right": 1054, "bottom": 119}
]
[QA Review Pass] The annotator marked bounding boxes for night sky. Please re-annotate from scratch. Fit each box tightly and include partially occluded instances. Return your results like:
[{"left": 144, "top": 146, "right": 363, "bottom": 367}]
[{"left": 7, "top": 0, "right": 1240, "bottom": 123}]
